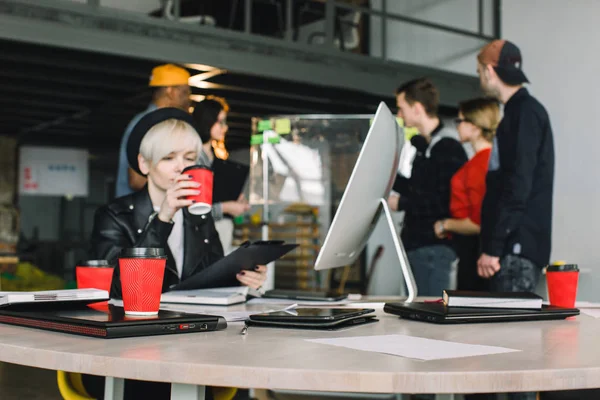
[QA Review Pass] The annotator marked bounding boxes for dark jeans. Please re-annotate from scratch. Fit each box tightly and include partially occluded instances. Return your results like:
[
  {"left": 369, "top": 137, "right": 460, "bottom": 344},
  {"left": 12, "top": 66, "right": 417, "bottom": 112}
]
[
  {"left": 465, "top": 254, "right": 541, "bottom": 400},
  {"left": 407, "top": 245, "right": 457, "bottom": 296},
  {"left": 454, "top": 234, "right": 490, "bottom": 292},
  {"left": 490, "top": 254, "right": 541, "bottom": 293}
]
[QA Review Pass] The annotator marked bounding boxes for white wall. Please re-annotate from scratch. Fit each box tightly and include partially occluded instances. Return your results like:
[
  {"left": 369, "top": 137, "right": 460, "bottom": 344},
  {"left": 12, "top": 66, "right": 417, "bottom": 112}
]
[
  {"left": 370, "top": 0, "right": 494, "bottom": 76},
  {"left": 503, "top": 0, "right": 600, "bottom": 301}
]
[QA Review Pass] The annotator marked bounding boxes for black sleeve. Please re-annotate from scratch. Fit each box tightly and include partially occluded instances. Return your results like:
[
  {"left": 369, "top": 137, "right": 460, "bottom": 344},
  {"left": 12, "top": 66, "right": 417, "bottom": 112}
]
[
  {"left": 90, "top": 206, "right": 174, "bottom": 298},
  {"left": 393, "top": 174, "right": 410, "bottom": 194},
  {"left": 399, "top": 138, "right": 467, "bottom": 218},
  {"left": 483, "top": 106, "right": 542, "bottom": 257},
  {"left": 90, "top": 207, "right": 174, "bottom": 264},
  {"left": 206, "top": 217, "right": 225, "bottom": 267}
]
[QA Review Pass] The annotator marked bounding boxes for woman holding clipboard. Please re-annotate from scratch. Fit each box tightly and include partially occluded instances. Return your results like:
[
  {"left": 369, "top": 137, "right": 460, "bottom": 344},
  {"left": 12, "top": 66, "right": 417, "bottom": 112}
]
[{"left": 91, "top": 107, "right": 267, "bottom": 299}]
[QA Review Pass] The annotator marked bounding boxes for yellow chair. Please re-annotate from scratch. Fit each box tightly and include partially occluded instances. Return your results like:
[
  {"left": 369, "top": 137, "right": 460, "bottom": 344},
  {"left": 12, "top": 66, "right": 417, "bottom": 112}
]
[
  {"left": 57, "top": 371, "right": 237, "bottom": 400},
  {"left": 213, "top": 387, "right": 237, "bottom": 400},
  {"left": 57, "top": 371, "right": 95, "bottom": 400}
]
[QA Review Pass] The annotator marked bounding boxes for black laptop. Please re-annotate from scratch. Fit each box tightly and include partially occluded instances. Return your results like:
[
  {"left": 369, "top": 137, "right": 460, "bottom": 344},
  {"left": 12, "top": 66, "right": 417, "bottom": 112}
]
[
  {"left": 384, "top": 302, "right": 579, "bottom": 324},
  {"left": 0, "top": 303, "right": 227, "bottom": 338}
]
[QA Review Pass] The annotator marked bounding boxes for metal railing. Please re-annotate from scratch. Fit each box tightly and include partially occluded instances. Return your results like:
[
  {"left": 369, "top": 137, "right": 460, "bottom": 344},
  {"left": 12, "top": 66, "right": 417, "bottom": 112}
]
[{"left": 84, "top": 0, "right": 500, "bottom": 61}]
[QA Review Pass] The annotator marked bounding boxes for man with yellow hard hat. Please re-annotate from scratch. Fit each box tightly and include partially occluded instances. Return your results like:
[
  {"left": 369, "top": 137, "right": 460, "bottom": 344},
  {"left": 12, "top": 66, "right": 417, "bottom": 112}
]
[{"left": 115, "top": 64, "right": 191, "bottom": 197}]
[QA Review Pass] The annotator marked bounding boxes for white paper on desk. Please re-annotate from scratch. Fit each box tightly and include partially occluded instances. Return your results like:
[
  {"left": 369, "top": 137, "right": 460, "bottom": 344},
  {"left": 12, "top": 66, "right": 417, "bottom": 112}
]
[
  {"left": 542, "top": 301, "right": 600, "bottom": 308},
  {"left": 159, "top": 304, "right": 255, "bottom": 322},
  {"left": 575, "top": 301, "right": 600, "bottom": 308},
  {"left": 580, "top": 308, "right": 600, "bottom": 318},
  {"left": 247, "top": 297, "right": 350, "bottom": 306},
  {"left": 159, "top": 303, "right": 298, "bottom": 322},
  {"left": 307, "top": 334, "right": 519, "bottom": 361},
  {"left": 344, "top": 302, "right": 385, "bottom": 310}
]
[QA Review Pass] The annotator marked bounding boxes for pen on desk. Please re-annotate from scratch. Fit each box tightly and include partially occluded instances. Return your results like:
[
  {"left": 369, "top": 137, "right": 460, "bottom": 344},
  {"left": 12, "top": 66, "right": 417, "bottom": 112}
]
[{"left": 240, "top": 323, "right": 248, "bottom": 335}]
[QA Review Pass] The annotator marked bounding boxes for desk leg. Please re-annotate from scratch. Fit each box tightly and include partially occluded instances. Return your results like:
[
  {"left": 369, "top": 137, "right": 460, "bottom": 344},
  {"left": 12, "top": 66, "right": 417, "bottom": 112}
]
[
  {"left": 171, "top": 383, "right": 206, "bottom": 400},
  {"left": 104, "top": 377, "right": 125, "bottom": 400}
]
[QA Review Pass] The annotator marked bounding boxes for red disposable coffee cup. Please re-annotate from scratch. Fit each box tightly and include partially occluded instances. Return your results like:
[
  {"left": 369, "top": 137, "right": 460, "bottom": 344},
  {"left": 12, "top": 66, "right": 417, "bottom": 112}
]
[
  {"left": 76, "top": 259, "right": 114, "bottom": 308},
  {"left": 183, "top": 165, "right": 213, "bottom": 215},
  {"left": 119, "top": 248, "right": 167, "bottom": 316},
  {"left": 546, "top": 263, "right": 579, "bottom": 308}
]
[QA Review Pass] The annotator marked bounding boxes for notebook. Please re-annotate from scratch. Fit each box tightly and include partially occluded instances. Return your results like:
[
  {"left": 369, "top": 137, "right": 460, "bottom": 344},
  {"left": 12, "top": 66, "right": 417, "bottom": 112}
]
[
  {"left": 161, "top": 287, "right": 249, "bottom": 306},
  {"left": 0, "top": 303, "right": 227, "bottom": 338},
  {"left": 442, "top": 290, "right": 543, "bottom": 309},
  {"left": 383, "top": 302, "right": 579, "bottom": 324}
]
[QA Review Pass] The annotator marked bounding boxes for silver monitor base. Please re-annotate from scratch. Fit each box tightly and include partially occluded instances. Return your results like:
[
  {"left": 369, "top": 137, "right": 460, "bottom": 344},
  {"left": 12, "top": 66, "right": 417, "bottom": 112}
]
[{"left": 380, "top": 198, "right": 418, "bottom": 303}]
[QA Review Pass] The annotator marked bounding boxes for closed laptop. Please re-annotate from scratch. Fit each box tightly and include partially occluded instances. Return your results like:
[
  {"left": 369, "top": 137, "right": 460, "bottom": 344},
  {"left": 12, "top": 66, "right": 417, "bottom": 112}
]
[{"left": 384, "top": 302, "right": 579, "bottom": 324}]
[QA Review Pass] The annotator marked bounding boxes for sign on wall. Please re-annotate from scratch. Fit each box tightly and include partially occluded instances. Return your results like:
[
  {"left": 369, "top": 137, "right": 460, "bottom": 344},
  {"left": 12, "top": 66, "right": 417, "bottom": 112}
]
[{"left": 19, "top": 146, "right": 89, "bottom": 197}]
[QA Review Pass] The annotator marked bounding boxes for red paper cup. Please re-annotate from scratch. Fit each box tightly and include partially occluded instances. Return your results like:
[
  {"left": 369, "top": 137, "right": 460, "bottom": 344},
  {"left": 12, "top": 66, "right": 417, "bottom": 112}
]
[
  {"left": 76, "top": 260, "right": 114, "bottom": 308},
  {"left": 119, "top": 248, "right": 167, "bottom": 316},
  {"left": 183, "top": 165, "right": 213, "bottom": 215},
  {"left": 546, "top": 263, "right": 579, "bottom": 308}
]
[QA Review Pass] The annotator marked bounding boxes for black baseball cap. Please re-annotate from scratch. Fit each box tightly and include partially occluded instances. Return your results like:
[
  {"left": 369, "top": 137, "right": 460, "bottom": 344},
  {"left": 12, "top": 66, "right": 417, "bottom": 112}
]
[
  {"left": 127, "top": 107, "right": 197, "bottom": 176},
  {"left": 478, "top": 39, "right": 529, "bottom": 85}
]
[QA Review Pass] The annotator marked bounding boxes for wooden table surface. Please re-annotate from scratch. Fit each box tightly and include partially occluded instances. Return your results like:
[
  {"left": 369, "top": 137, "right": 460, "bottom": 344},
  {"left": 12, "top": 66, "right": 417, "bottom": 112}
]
[{"left": 0, "top": 299, "right": 598, "bottom": 394}]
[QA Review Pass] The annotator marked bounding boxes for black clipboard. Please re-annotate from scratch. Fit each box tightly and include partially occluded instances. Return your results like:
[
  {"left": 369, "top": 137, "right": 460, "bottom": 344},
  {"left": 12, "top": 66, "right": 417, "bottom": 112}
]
[
  {"left": 171, "top": 241, "right": 299, "bottom": 291},
  {"left": 211, "top": 158, "right": 249, "bottom": 203}
]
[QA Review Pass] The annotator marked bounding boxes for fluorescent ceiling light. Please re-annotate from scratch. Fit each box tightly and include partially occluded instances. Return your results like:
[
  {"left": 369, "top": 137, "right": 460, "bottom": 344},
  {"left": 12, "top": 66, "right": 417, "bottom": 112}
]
[
  {"left": 188, "top": 69, "right": 227, "bottom": 87},
  {"left": 185, "top": 63, "right": 219, "bottom": 71}
]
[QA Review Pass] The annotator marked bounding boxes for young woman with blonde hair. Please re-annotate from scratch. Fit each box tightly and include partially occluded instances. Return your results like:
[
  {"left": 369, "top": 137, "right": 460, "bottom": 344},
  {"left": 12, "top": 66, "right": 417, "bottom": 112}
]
[{"left": 434, "top": 97, "right": 500, "bottom": 291}]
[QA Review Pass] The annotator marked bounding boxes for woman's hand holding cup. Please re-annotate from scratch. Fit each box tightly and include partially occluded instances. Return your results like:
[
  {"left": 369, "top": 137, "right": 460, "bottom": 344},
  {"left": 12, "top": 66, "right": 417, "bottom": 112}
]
[{"left": 158, "top": 174, "right": 201, "bottom": 223}]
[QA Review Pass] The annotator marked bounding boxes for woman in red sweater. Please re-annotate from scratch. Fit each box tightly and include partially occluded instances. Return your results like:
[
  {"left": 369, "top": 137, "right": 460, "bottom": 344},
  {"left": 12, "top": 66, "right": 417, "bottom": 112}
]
[{"left": 434, "top": 98, "right": 500, "bottom": 291}]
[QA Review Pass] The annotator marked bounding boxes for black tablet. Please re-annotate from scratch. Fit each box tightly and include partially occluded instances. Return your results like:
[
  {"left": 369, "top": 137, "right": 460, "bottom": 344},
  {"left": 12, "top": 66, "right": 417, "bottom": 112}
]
[
  {"left": 247, "top": 308, "right": 377, "bottom": 330},
  {"left": 249, "top": 307, "right": 374, "bottom": 322}
]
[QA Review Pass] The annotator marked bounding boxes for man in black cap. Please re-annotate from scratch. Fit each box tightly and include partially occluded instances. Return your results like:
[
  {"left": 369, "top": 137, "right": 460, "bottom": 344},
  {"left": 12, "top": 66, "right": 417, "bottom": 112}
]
[{"left": 476, "top": 40, "right": 554, "bottom": 399}]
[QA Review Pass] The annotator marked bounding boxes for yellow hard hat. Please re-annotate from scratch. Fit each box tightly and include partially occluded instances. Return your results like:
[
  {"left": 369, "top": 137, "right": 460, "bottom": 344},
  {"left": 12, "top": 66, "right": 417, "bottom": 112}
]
[{"left": 149, "top": 64, "right": 190, "bottom": 87}]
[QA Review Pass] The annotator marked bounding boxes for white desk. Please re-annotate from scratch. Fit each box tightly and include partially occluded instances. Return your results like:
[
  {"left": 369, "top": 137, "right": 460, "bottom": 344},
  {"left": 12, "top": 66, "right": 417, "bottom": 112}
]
[{"left": 0, "top": 299, "right": 599, "bottom": 399}]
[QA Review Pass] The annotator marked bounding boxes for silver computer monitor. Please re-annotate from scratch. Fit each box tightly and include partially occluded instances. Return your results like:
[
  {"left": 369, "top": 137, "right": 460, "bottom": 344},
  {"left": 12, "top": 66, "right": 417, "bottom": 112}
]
[{"left": 313, "top": 102, "right": 417, "bottom": 301}]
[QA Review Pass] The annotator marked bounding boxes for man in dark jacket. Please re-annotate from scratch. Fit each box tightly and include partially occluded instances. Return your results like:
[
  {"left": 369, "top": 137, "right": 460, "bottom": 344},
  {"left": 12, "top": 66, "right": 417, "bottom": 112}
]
[
  {"left": 476, "top": 40, "right": 554, "bottom": 296},
  {"left": 476, "top": 41, "right": 555, "bottom": 400}
]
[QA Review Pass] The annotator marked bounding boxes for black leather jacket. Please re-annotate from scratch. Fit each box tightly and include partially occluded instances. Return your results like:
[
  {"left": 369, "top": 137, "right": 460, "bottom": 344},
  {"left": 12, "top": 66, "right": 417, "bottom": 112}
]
[{"left": 90, "top": 187, "right": 224, "bottom": 299}]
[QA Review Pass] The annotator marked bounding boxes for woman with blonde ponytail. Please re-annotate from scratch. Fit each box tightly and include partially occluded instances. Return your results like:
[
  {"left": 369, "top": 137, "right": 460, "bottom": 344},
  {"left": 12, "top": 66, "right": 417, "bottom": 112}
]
[{"left": 434, "top": 97, "right": 500, "bottom": 291}]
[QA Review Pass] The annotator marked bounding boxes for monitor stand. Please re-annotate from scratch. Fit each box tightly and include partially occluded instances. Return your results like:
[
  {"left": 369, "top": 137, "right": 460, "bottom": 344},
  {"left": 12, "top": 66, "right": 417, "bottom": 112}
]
[{"left": 379, "top": 198, "right": 418, "bottom": 303}]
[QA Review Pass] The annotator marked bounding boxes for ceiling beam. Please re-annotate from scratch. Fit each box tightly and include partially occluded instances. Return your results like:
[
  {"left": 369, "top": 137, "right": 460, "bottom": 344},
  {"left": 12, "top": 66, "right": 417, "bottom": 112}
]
[
  {"left": 0, "top": 83, "right": 115, "bottom": 101},
  {"left": 0, "top": 64, "right": 147, "bottom": 91}
]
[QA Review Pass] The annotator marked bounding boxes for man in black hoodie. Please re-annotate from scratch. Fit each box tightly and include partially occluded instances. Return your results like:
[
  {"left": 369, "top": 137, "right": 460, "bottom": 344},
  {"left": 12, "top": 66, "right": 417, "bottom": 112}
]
[
  {"left": 476, "top": 40, "right": 554, "bottom": 299},
  {"left": 389, "top": 78, "right": 467, "bottom": 296}
]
